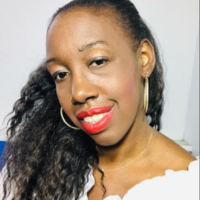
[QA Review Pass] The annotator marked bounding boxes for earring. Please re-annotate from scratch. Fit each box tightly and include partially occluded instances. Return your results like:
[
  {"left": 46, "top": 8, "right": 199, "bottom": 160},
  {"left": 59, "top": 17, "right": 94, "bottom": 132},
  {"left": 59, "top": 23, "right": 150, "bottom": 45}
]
[
  {"left": 144, "top": 76, "right": 149, "bottom": 113},
  {"left": 60, "top": 107, "right": 80, "bottom": 130}
]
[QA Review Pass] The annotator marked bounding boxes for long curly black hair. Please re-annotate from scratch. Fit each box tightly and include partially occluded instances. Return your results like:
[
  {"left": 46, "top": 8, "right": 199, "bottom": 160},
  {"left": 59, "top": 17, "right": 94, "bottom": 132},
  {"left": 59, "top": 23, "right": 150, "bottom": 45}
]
[{"left": 1, "top": 0, "right": 164, "bottom": 199}]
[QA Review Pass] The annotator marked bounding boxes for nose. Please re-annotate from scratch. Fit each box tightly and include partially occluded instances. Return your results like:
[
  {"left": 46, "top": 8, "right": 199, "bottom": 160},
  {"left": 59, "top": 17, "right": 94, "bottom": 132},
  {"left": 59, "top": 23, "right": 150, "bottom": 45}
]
[{"left": 71, "top": 73, "right": 99, "bottom": 105}]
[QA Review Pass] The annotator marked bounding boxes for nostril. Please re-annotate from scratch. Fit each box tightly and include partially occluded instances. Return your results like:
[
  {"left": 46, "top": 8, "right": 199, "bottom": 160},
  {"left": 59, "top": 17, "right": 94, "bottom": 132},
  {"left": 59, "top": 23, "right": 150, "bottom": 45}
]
[
  {"left": 71, "top": 98, "right": 84, "bottom": 105},
  {"left": 71, "top": 95, "right": 97, "bottom": 105},
  {"left": 85, "top": 96, "right": 97, "bottom": 102}
]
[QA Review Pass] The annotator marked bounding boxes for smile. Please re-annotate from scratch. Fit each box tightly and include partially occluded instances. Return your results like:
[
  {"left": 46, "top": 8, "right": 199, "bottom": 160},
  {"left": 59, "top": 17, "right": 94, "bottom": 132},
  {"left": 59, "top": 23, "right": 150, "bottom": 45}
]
[
  {"left": 83, "top": 113, "right": 108, "bottom": 124},
  {"left": 77, "top": 106, "right": 113, "bottom": 134}
]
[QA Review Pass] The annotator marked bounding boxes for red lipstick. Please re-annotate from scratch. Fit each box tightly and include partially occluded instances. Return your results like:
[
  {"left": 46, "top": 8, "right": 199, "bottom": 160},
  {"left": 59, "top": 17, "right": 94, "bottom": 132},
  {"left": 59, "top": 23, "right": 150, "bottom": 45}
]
[{"left": 77, "top": 106, "right": 113, "bottom": 134}]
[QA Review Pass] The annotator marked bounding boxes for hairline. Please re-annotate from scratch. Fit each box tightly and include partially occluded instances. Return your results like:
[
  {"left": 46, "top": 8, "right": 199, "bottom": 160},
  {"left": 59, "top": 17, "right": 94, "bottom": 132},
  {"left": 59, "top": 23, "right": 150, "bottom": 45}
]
[{"left": 48, "top": 4, "right": 140, "bottom": 52}]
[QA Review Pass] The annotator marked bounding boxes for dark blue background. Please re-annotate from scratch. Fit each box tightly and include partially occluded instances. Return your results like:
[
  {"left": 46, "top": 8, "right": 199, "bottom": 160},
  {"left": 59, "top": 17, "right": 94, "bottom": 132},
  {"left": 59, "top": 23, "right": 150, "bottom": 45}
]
[
  {"left": 0, "top": 141, "right": 6, "bottom": 155},
  {"left": 0, "top": 141, "right": 6, "bottom": 169}
]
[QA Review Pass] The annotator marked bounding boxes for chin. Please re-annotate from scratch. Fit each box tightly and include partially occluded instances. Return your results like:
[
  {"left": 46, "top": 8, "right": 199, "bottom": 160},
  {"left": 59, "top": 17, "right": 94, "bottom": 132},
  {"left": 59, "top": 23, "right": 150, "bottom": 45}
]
[{"left": 91, "top": 133, "right": 124, "bottom": 147}]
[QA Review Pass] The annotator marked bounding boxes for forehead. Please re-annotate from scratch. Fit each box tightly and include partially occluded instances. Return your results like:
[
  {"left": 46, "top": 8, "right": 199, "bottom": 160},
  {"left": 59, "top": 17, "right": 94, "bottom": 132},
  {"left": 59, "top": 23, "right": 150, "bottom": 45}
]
[
  {"left": 46, "top": 7, "right": 130, "bottom": 53},
  {"left": 48, "top": 7, "right": 120, "bottom": 34}
]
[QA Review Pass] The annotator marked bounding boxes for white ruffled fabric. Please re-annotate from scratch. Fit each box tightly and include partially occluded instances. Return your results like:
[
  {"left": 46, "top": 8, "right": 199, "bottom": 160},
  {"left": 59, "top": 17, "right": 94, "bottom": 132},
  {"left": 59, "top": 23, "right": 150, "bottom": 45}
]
[
  {"left": 0, "top": 159, "right": 199, "bottom": 200},
  {"left": 80, "top": 159, "right": 199, "bottom": 200}
]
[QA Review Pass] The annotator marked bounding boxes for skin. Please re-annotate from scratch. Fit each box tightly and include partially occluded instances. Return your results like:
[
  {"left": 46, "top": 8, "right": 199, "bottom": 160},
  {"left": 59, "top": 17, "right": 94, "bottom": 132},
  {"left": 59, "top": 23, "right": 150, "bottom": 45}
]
[{"left": 46, "top": 7, "right": 196, "bottom": 200}]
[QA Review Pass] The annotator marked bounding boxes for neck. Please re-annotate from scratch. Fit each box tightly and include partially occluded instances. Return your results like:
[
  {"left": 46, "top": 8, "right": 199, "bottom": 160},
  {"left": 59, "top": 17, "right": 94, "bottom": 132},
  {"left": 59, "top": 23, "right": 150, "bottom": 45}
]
[{"left": 97, "top": 120, "right": 154, "bottom": 169}]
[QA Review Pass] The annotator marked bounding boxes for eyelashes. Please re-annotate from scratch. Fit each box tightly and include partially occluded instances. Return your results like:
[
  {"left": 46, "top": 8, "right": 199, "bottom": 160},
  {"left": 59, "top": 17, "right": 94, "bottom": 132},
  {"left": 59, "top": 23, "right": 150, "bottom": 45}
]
[
  {"left": 89, "top": 57, "right": 109, "bottom": 68},
  {"left": 51, "top": 57, "right": 109, "bottom": 82},
  {"left": 52, "top": 71, "right": 68, "bottom": 81}
]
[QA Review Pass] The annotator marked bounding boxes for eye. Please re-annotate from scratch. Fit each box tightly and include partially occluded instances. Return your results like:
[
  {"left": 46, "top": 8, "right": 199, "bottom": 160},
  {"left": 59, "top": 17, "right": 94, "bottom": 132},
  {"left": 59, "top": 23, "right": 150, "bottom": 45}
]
[
  {"left": 89, "top": 57, "right": 109, "bottom": 68},
  {"left": 52, "top": 71, "right": 68, "bottom": 81}
]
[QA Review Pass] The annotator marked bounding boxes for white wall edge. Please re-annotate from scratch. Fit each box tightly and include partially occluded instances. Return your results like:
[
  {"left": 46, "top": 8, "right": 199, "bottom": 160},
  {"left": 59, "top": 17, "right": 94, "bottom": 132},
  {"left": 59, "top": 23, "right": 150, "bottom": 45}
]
[{"left": 175, "top": 140, "right": 193, "bottom": 153}]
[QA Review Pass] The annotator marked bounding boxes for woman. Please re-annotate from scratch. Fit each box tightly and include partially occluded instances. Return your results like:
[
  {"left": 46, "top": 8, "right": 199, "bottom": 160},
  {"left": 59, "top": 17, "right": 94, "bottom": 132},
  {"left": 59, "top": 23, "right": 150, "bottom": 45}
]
[{"left": 0, "top": 0, "right": 198, "bottom": 199}]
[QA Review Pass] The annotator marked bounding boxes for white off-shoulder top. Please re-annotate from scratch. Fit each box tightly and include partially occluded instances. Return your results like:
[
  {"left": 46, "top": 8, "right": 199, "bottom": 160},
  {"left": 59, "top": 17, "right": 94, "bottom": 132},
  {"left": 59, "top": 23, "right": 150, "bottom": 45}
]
[
  {"left": 0, "top": 159, "right": 199, "bottom": 200},
  {"left": 79, "top": 159, "right": 199, "bottom": 200}
]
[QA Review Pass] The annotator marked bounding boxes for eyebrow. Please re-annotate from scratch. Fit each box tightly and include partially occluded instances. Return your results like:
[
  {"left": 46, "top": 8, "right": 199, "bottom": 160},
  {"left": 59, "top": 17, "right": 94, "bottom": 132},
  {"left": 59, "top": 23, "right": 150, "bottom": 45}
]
[
  {"left": 45, "top": 57, "right": 60, "bottom": 66},
  {"left": 45, "top": 40, "right": 108, "bottom": 65},
  {"left": 79, "top": 40, "right": 108, "bottom": 52}
]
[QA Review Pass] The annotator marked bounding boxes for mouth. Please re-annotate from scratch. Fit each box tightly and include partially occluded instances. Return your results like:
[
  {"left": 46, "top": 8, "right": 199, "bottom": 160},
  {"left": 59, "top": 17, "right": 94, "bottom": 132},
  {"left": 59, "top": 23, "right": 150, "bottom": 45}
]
[{"left": 76, "top": 106, "right": 113, "bottom": 134}]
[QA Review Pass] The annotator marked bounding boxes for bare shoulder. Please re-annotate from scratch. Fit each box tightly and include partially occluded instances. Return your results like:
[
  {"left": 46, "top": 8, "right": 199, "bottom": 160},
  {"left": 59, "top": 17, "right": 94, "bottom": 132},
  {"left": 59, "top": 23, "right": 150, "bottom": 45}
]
[{"left": 152, "top": 131, "right": 196, "bottom": 171}]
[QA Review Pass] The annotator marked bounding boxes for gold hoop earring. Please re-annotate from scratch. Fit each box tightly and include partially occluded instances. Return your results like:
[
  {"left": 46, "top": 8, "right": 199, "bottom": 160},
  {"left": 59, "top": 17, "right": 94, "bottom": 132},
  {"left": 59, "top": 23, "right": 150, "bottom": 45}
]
[
  {"left": 60, "top": 108, "right": 80, "bottom": 130},
  {"left": 144, "top": 76, "right": 149, "bottom": 113}
]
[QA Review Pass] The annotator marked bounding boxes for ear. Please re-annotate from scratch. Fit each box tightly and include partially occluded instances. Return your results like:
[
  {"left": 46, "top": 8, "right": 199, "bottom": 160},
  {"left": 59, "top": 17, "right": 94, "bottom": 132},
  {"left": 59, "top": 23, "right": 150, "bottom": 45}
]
[{"left": 138, "top": 39, "right": 156, "bottom": 78}]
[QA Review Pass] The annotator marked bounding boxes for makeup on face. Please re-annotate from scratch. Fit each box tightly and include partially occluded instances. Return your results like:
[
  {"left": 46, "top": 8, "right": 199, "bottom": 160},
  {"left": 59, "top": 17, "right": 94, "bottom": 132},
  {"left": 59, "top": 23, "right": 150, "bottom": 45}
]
[
  {"left": 46, "top": 8, "right": 143, "bottom": 146},
  {"left": 77, "top": 106, "right": 114, "bottom": 134}
]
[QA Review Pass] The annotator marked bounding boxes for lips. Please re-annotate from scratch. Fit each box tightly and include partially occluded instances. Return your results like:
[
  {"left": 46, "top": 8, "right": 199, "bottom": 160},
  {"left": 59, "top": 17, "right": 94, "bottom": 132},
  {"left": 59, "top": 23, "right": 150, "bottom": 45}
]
[{"left": 76, "top": 106, "right": 113, "bottom": 134}]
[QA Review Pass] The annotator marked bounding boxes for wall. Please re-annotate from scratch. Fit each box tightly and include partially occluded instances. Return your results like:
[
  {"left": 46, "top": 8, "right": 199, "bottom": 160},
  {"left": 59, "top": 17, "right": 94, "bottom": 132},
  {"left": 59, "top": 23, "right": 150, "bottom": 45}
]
[
  {"left": 184, "top": 34, "right": 199, "bottom": 157},
  {"left": 134, "top": 0, "right": 199, "bottom": 140},
  {"left": 0, "top": 0, "right": 199, "bottom": 144}
]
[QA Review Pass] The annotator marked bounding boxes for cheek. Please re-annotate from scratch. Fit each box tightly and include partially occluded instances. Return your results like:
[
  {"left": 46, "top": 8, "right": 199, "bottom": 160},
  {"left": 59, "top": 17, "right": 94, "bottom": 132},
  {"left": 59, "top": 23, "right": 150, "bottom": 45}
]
[
  {"left": 119, "top": 75, "right": 141, "bottom": 113},
  {"left": 121, "top": 76, "right": 138, "bottom": 97},
  {"left": 111, "top": 69, "right": 140, "bottom": 103},
  {"left": 108, "top": 67, "right": 142, "bottom": 124},
  {"left": 56, "top": 85, "right": 72, "bottom": 110}
]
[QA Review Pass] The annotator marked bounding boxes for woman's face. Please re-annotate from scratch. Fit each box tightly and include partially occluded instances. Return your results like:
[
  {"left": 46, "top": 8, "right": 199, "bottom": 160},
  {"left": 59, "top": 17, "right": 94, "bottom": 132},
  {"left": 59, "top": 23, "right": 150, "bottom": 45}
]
[{"left": 46, "top": 8, "right": 145, "bottom": 146}]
